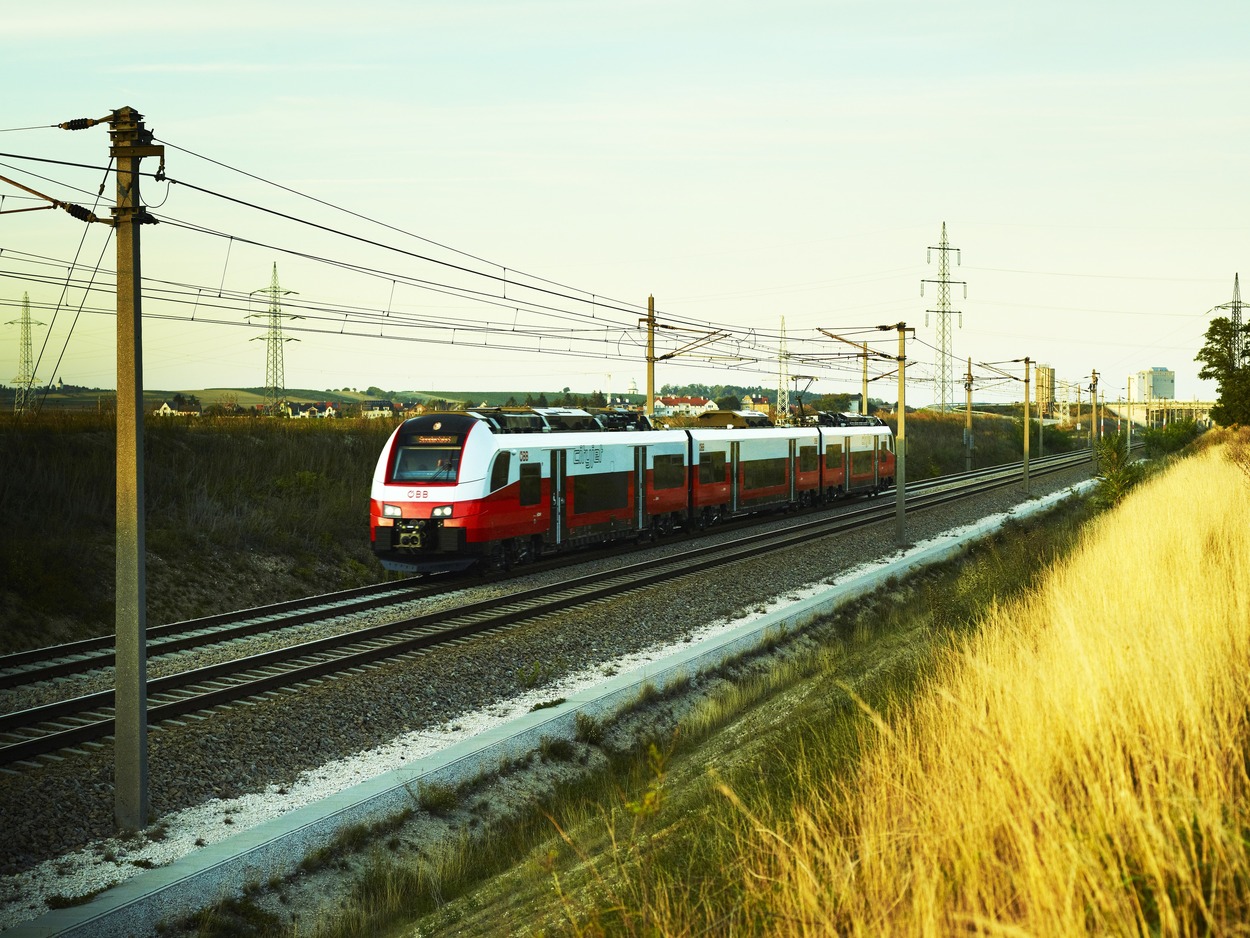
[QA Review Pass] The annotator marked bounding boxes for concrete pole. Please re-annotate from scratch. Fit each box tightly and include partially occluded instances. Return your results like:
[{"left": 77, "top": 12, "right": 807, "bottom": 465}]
[
  {"left": 1022, "top": 357, "right": 1030, "bottom": 494},
  {"left": 1126, "top": 375, "right": 1132, "bottom": 449},
  {"left": 861, "top": 342, "right": 869, "bottom": 417},
  {"left": 1036, "top": 362, "right": 1043, "bottom": 458},
  {"left": 893, "top": 323, "right": 907, "bottom": 545},
  {"left": 1090, "top": 370, "right": 1099, "bottom": 464},
  {"left": 110, "top": 107, "right": 163, "bottom": 831},
  {"left": 644, "top": 295, "right": 655, "bottom": 417},
  {"left": 964, "top": 357, "right": 973, "bottom": 472}
]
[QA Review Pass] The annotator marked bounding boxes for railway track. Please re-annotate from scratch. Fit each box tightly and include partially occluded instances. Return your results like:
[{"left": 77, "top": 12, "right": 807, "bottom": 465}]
[{"left": 0, "top": 450, "right": 1094, "bottom": 768}]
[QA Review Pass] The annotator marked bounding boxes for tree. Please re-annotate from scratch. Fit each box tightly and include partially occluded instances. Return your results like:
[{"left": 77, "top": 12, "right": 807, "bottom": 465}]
[
  {"left": 1196, "top": 315, "right": 1250, "bottom": 425},
  {"left": 1092, "top": 432, "right": 1146, "bottom": 507},
  {"left": 1211, "top": 370, "right": 1250, "bottom": 427}
]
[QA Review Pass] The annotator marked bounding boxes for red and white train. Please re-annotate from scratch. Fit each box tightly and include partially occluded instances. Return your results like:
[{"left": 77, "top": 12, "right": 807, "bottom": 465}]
[{"left": 370, "top": 407, "right": 895, "bottom": 573}]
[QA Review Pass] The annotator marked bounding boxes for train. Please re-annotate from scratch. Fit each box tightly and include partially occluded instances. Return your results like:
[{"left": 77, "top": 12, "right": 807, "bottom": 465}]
[{"left": 369, "top": 406, "right": 896, "bottom": 573}]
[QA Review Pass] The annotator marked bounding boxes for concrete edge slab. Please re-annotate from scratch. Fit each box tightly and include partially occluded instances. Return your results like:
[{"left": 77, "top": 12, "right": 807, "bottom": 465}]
[{"left": 4, "top": 483, "right": 1091, "bottom": 937}]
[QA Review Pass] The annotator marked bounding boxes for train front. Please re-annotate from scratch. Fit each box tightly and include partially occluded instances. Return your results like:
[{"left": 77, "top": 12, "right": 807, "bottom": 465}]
[{"left": 369, "top": 413, "right": 494, "bottom": 573}]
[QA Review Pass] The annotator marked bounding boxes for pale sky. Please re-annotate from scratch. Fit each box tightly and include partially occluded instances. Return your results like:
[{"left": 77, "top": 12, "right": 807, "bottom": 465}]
[{"left": 3, "top": 0, "right": 1247, "bottom": 406}]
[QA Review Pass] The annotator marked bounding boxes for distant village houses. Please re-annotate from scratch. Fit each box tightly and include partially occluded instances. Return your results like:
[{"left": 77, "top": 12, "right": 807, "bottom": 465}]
[
  {"left": 740, "top": 394, "right": 771, "bottom": 415},
  {"left": 285, "top": 401, "right": 339, "bottom": 419},
  {"left": 154, "top": 397, "right": 202, "bottom": 417},
  {"left": 652, "top": 396, "right": 718, "bottom": 418},
  {"left": 360, "top": 400, "right": 399, "bottom": 419}
]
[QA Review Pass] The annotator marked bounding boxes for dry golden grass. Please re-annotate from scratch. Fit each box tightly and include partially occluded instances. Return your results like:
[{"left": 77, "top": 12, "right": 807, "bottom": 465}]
[{"left": 714, "top": 440, "right": 1250, "bottom": 936}]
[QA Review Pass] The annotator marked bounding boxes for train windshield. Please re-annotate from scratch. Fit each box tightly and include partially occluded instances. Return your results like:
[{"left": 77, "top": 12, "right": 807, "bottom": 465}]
[{"left": 391, "top": 445, "right": 461, "bottom": 483}]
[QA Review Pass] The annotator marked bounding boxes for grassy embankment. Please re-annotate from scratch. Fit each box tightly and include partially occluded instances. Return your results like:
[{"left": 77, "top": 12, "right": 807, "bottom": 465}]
[
  {"left": 0, "top": 409, "right": 1081, "bottom": 654},
  {"left": 270, "top": 428, "right": 1249, "bottom": 937}
]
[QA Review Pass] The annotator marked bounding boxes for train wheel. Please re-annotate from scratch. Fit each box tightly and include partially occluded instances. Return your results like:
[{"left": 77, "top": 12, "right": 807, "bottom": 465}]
[{"left": 508, "top": 537, "right": 532, "bottom": 566}]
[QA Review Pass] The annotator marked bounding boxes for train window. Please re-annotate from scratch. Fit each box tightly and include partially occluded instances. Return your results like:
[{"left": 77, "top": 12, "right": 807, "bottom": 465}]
[
  {"left": 490, "top": 452, "right": 511, "bottom": 492},
  {"left": 573, "top": 473, "right": 629, "bottom": 513},
  {"left": 850, "top": 449, "right": 875, "bottom": 475},
  {"left": 393, "top": 446, "right": 460, "bottom": 482},
  {"left": 799, "top": 445, "right": 818, "bottom": 473},
  {"left": 698, "top": 451, "right": 726, "bottom": 485},
  {"left": 743, "top": 457, "right": 787, "bottom": 489},
  {"left": 825, "top": 441, "right": 844, "bottom": 470},
  {"left": 519, "top": 463, "right": 542, "bottom": 506},
  {"left": 653, "top": 454, "right": 686, "bottom": 490}
]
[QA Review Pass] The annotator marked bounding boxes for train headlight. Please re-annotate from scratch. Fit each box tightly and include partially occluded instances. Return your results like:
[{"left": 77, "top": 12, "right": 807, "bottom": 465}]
[
  {"left": 431, "top": 505, "right": 453, "bottom": 518},
  {"left": 382, "top": 503, "right": 402, "bottom": 518}
]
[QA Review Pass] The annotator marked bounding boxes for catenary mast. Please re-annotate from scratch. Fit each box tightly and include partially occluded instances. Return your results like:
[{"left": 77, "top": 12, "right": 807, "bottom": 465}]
[{"left": 776, "top": 317, "right": 791, "bottom": 426}]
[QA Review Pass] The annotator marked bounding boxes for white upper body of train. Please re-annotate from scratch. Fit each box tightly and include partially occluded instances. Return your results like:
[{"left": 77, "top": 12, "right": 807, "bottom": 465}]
[{"left": 370, "top": 407, "right": 894, "bottom": 572}]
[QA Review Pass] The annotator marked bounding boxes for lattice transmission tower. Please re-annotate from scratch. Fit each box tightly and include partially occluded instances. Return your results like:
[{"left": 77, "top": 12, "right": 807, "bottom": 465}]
[
  {"left": 1217, "top": 273, "right": 1244, "bottom": 369},
  {"left": 6, "top": 292, "right": 43, "bottom": 415},
  {"left": 775, "top": 317, "right": 791, "bottom": 426},
  {"left": 921, "top": 222, "right": 967, "bottom": 410},
  {"left": 248, "top": 264, "right": 300, "bottom": 415}
]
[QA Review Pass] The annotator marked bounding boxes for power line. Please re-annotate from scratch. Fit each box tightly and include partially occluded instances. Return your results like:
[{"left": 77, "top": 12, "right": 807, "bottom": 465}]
[
  {"left": 920, "top": 222, "right": 966, "bottom": 410},
  {"left": 5, "top": 292, "right": 43, "bottom": 414}
]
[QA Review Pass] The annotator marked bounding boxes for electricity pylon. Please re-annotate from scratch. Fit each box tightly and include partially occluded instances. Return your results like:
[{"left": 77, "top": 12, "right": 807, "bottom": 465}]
[
  {"left": 1216, "top": 273, "right": 1244, "bottom": 368},
  {"left": 921, "top": 222, "right": 967, "bottom": 410},
  {"left": 248, "top": 264, "right": 300, "bottom": 415},
  {"left": 775, "top": 317, "right": 791, "bottom": 426},
  {"left": 6, "top": 292, "right": 43, "bottom": 415}
]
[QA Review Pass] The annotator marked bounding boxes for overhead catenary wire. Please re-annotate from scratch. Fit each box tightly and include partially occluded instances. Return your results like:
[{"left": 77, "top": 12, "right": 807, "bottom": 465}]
[{"left": 1, "top": 142, "right": 1130, "bottom": 400}]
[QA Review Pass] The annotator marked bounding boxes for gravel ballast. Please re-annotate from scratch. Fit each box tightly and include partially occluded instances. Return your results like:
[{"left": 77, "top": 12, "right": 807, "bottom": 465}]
[{"left": 0, "top": 466, "right": 1094, "bottom": 929}]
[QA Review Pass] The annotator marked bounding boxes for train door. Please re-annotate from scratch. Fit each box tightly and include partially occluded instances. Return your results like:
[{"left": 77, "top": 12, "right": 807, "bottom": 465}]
[
  {"left": 549, "top": 450, "right": 567, "bottom": 547},
  {"left": 788, "top": 438, "right": 797, "bottom": 503},
  {"left": 634, "top": 445, "right": 646, "bottom": 529},
  {"left": 730, "top": 440, "right": 741, "bottom": 513}
]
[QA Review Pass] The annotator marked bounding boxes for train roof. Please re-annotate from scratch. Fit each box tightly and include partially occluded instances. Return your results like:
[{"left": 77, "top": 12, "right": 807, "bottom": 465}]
[
  {"left": 405, "top": 407, "right": 655, "bottom": 434},
  {"left": 694, "top": 410, "right": 774, "bottom": 428},
  {"left": 809, "top": 411, "right": 887, "bottom": 427}
]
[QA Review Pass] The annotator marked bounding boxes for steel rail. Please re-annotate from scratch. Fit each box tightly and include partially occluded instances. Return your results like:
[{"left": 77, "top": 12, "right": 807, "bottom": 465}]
[
  {"left": 0, "top": 452, "right": 1092, "bottom": 767},
  {"left": 0, "top": 448, "right": 1090, "bottom": 689},
  {"left": 0, "top": 577, "right": 449, "bottom": 689}
]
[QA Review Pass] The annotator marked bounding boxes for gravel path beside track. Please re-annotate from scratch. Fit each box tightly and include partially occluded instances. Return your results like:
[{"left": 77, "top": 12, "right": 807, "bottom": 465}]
[{"left": 0, "top": 466, "right": 1093, "bottom": 886}]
